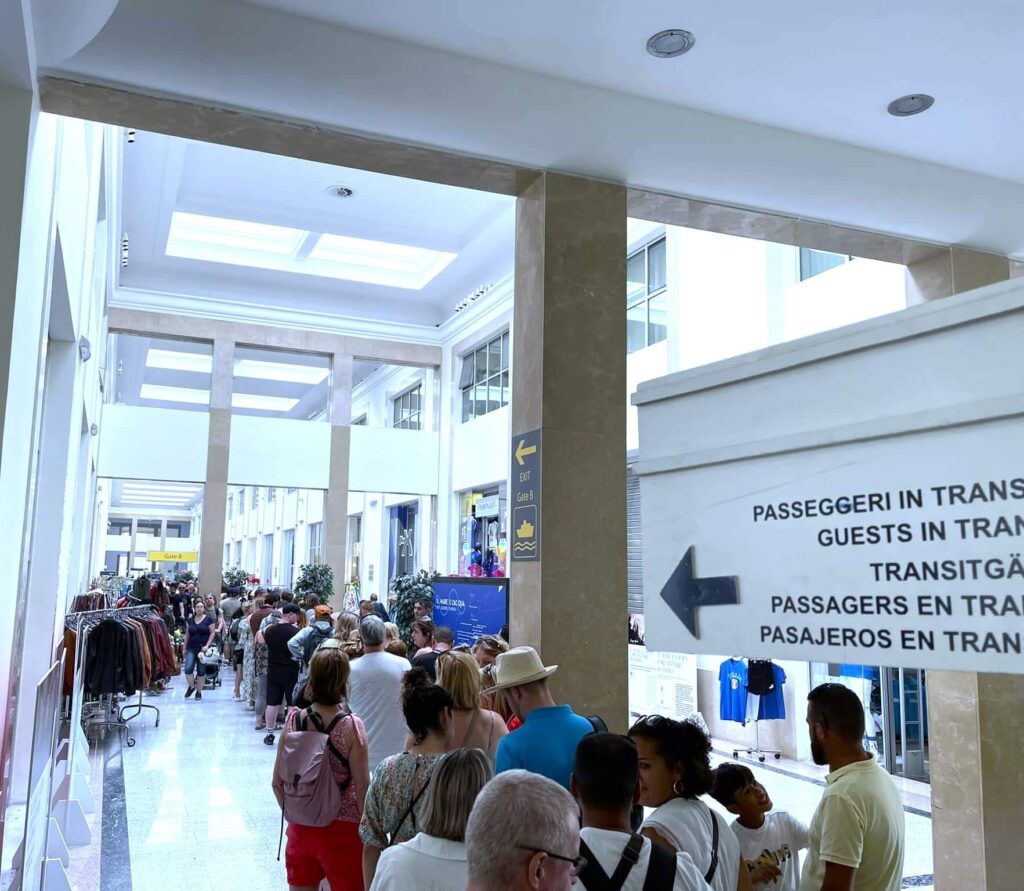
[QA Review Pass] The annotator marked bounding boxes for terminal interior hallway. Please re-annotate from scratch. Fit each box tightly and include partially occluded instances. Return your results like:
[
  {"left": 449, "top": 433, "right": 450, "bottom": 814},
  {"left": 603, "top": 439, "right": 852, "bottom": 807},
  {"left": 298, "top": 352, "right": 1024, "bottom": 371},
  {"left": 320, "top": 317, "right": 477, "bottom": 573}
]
[{"left": 68, "top": 666, "right": 934, "bottom": 890}]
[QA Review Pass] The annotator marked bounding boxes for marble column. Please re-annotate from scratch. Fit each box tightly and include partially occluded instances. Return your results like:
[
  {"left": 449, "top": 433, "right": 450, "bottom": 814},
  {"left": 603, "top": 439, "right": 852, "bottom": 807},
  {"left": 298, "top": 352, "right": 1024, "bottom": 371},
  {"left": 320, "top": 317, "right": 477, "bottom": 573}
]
[
  {"left": 323, "top": 353, "right": 353, "bottom": 611},
  {"left": 906, "top": 247, "right": 1010, "bottom": 303},
  {"left": 928, "top": 671, "right": 1024, "bottom": 888},
  {"left": 510, "top": 173, "right": 628, "bottom": 729},
  {"left": 198, "top": 339, "right": 234, "bottom": 597},
  {"left": 921, "top": 253, "right": 1020, "bottom": 889}
]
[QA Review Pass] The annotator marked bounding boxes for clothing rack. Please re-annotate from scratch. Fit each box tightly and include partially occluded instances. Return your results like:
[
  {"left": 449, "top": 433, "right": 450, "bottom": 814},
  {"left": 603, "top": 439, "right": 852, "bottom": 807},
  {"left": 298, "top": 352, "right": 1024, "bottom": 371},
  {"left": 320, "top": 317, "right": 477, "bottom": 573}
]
[
  {"left": 732, "top": 719, "right": 782, "bottom": 763},
  {"left": 64, "top": 604, "right": 166, "bottom": 747}
]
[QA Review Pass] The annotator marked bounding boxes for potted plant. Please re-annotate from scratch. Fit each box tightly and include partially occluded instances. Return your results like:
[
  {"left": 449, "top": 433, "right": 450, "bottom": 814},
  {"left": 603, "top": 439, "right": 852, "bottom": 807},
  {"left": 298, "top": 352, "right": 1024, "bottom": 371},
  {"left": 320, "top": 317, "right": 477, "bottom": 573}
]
[
  {"left": 390, "top": 569, "right": 440, "bottom": 650},
  {"left": 294, "top": 562, "right": 335, "bottom": 607},
  {"left": 222, "top": 566, "right": 248, "bottom": 595}
]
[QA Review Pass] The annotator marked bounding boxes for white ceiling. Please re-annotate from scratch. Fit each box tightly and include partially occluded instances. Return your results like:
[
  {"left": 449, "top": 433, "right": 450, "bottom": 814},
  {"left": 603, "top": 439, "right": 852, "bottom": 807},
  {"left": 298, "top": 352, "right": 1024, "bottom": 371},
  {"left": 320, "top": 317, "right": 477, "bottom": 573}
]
[
  {"left": 119, "top": 130, "right": 515, "bottom": 327},
  {"left": 244, "top": 0, "right": 1024, "bottom": 184},
  {"left": 20, "top": 0, "right": 1024, "bottom": 257}
]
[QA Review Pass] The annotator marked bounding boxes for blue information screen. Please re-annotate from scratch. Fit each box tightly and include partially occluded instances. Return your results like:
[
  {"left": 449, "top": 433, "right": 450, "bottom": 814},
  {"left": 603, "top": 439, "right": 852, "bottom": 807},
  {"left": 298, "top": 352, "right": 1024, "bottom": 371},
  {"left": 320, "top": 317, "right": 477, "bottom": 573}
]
[{"left": 432, "top": 578, "right": 510, "bottom": 648}]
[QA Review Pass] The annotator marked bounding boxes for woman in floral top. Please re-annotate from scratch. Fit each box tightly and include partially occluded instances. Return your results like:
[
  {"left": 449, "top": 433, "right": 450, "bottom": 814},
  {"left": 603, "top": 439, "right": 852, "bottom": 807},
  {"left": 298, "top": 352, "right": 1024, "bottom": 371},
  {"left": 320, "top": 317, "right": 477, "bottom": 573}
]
[{"left": 359, "top": 667, "right": 454, "bottom": 887}]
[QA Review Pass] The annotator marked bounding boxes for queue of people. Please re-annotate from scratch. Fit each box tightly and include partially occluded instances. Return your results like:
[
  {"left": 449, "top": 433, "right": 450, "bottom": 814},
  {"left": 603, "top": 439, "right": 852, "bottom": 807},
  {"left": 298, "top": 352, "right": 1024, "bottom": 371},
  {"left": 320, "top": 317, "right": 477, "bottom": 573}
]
[{"left": 180, "top": 585, "right": 906, "bottom": 891}]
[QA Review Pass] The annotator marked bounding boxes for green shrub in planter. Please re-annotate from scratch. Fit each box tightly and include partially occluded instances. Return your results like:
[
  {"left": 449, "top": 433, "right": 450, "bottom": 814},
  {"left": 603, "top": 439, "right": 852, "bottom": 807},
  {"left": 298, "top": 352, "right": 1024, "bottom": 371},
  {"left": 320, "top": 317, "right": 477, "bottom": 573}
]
[
  {"left": 294, "top": 563, "right": 335, "bottom": 606},
  {"left": 390, "top": 570, "right": 440, "bottom": 650}
]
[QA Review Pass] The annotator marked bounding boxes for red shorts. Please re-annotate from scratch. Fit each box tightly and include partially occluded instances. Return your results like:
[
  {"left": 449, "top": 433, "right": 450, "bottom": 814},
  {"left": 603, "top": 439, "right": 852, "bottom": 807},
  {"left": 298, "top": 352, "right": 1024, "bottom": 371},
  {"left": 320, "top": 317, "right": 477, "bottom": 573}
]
[{"left": 285, "top": 819, "right": 362, "bottom": 890}]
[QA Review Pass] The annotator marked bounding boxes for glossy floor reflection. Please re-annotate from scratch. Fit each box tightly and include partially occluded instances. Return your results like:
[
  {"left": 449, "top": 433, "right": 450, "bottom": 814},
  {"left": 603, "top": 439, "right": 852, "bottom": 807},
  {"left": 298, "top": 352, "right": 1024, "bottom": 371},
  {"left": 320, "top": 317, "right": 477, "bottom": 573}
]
[{"left": 120, "top": 670, "right": 286, "bottom": 890}]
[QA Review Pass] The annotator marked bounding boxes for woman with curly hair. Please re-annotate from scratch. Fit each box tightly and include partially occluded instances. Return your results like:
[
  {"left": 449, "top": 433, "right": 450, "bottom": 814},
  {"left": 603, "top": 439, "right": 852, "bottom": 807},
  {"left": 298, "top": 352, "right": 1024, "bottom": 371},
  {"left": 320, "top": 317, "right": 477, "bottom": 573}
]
[{"left": 628, "top": 715, "right": 750, "bottom": 891}]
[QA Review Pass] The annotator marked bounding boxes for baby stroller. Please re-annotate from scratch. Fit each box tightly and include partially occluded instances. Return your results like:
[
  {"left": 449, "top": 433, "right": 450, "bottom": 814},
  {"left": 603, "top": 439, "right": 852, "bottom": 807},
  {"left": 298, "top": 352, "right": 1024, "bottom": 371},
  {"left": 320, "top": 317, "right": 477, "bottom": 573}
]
[{"left": 198, "top": 644, "right": 224, "bottom": 689}]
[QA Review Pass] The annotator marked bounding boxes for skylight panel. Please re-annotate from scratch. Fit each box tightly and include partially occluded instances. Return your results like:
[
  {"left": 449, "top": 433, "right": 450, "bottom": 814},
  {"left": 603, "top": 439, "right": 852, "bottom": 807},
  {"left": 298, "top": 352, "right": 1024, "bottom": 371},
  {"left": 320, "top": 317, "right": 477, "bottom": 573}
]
[
  {"left": 139, "top": 384, "right": 211, "bottom": 405},
  {"left": 234, "top": 359, "right": 329, "bottom": 385},
  {"left": 164, "top": 211, "right": 456, "bottom": 289},
  {"left": 146, "top": 349, "right": 215, "bottom": 374},
  {"left": 231, "top": 393, "right": 300, "bottom": 412},
  {"left": 168, "top": 212, "right": 304, "bottom": 255}
]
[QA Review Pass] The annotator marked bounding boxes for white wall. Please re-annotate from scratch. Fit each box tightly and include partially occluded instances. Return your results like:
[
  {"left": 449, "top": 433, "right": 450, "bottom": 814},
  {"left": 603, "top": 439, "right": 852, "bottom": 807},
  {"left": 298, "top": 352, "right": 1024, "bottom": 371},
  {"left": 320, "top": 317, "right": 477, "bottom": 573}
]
[
  {"left": 627, "top": 341, "right": 669, "bottom": 453},
  {"left": 228, "top": 415, "right": 330, "bottom": 488},
  {"left": 98, "top": 404, "right": 209, "bottom": 481},
  {"left": 451, "top": 406, "right": 508, "bottom": 492},
  {"left": 350, "top": 426, "right": 439, "bottom": 495},
  {"left": 782, "top": 257, "right": 908, "bottom": 341}
]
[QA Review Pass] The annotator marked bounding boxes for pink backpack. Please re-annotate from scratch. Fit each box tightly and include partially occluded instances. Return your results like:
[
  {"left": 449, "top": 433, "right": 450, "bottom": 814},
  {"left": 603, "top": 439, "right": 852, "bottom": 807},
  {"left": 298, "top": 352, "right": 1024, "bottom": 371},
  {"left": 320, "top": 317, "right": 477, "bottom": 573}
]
[{"left": 276, "top": 708, "right": 352, "bottom": 840}]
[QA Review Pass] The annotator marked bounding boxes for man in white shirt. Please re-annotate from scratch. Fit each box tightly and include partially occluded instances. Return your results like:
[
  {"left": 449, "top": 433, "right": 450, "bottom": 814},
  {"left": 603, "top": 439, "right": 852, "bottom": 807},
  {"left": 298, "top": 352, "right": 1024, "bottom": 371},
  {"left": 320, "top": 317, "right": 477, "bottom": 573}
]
[
  {"left": 347, "top": 615, "right": 410, "bottom": 773},
  {"left": 801, "top": 683, "right": 905, "bottom": 891},
  {"left": 572, "top": 732, "right": 710, "bottom": 890}
]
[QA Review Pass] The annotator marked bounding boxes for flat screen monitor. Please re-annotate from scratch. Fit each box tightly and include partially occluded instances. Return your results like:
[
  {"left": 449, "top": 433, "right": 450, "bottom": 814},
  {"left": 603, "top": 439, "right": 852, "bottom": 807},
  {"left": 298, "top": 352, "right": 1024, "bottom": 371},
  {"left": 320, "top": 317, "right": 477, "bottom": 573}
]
[{"left": 432, "top": 577, "right": 510, "bottom": 648}]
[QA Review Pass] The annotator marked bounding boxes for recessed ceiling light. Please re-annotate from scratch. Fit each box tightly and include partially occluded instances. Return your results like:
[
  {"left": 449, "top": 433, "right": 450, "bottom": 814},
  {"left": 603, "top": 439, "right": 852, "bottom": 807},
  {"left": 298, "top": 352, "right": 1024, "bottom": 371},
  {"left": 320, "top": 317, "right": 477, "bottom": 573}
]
[
  {"left": 887, "top": 94, "right": 935, "bottom": 117},
  {"left": 326, "top": 185, "right": 355, "bottom": 199},
  {"left": 646, "top": 29, "right": 696, "bottom": 59}
]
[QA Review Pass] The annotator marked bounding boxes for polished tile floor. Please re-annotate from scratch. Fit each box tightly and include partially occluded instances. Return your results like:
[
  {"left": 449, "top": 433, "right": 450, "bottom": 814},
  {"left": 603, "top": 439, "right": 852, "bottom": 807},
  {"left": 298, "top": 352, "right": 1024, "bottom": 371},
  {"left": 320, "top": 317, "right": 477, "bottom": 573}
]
[
  {"left": 102, "top": 670, "right": 287, "bottom": 890},
  {"left": 70, "top": 667, "right": 933, "bottom": 890}
]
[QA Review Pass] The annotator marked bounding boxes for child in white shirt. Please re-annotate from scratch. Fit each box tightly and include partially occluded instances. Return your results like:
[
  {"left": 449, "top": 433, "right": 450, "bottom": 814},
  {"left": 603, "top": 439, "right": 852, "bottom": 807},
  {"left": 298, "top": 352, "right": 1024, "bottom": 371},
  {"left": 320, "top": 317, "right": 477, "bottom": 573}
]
[{"left": 711, "top": 763, "right": 809, "bottom": 891}]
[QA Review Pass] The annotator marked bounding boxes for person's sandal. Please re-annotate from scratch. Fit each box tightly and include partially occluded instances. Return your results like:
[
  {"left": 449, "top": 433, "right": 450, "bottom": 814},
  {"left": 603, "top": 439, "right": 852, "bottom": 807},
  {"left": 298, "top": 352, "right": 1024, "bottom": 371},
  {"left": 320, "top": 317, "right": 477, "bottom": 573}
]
[{"left": 254, "top": 722, "right": 266, "bottom": 731}]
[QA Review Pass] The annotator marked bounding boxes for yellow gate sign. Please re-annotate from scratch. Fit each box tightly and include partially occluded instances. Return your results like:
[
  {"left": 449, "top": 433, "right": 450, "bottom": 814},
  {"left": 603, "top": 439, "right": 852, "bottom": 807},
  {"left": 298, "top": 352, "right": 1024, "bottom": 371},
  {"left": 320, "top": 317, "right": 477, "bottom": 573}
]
[{"left": 147, "top": 551, "right": 198, "bottom": 563}]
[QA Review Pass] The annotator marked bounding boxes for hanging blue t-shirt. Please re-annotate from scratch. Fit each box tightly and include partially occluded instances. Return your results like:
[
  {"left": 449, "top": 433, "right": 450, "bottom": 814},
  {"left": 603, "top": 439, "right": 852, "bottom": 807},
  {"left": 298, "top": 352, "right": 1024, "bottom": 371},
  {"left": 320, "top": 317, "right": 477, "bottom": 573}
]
[
  {"left": 757, "top": 663, "right": 788, "bottom": 720},
  {"left": 719, "top": 659, "right": 748, "bottom": 722}
]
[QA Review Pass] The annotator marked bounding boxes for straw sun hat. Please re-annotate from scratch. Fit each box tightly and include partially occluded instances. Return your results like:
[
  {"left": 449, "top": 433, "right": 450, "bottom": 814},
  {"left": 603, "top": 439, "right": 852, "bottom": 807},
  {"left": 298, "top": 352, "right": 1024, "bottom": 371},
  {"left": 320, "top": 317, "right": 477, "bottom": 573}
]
[{"left": 482, "top": 646, "right": 557, "bottom": 694}]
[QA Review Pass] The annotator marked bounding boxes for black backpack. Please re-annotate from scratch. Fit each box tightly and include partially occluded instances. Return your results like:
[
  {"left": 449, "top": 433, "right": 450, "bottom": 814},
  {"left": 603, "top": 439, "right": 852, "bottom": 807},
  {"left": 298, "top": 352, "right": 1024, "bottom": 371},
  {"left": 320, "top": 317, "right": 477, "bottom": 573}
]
[{"left": 578, "top": 832, "right": 676, "bottom": 891}]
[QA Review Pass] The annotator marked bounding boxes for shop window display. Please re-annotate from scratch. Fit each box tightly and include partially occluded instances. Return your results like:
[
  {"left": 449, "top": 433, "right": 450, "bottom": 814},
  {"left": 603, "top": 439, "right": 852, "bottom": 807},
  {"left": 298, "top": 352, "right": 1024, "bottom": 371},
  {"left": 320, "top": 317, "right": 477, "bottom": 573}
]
[{"left": 458, "top": 487, "right": 507, "bottom": 577}]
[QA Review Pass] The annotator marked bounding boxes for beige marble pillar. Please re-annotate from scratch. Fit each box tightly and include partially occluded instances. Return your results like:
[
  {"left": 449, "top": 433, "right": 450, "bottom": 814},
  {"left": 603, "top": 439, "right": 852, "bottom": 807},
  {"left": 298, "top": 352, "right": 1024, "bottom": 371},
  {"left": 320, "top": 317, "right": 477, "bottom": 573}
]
[
  {"left": 929, "top": 671, "right": 1024, "bottom": 889},
  {"left": 921, "top": 252, "right": 1020, "bottom": 889},
  {"left": 198, "top": 339, "right": 234, "bottom": 597},
  {"left": 323, "top": 353, "right": 353, "bottom": 611},
  {"left": 510, "top": 173, "right": 628, "bottom": 729},
  {"left": 906, "top": 247, "right": 1010, "bottom": 303}
]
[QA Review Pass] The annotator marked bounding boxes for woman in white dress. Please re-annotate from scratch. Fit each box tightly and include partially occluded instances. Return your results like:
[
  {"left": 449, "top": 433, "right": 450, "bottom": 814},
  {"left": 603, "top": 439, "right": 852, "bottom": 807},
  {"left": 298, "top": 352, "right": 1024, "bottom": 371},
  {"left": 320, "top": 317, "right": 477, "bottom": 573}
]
[
  {"left": 369, "top": 747, "right": 492, "bottom": 891},
  {"left": 629, "top": 715, "right": 752, "bottom": 891}
]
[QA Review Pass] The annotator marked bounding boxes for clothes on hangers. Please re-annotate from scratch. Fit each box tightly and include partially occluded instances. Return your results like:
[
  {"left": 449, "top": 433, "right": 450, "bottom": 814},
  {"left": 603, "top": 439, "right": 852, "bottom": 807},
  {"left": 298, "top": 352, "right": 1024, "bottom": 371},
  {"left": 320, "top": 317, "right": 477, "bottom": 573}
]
[
  {"left": 757, "top": 663, "right": 787, "bottom": 721},
  {"left": 719, "top": 658, "right": 749, "bottom": 722},
  {"left": 69, "top": 608, "right": 176, "bottom": 698},
  {"left": 747, "top": 660, "right": 777, "bottom": 696}
]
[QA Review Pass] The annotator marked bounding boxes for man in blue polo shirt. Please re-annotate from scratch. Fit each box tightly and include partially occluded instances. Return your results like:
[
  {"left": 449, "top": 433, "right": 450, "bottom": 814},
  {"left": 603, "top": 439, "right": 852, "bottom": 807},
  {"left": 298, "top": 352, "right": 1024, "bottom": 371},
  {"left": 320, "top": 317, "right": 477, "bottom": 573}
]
[{"left": 488, "top": 646, "right": 592, "bottom": 790}]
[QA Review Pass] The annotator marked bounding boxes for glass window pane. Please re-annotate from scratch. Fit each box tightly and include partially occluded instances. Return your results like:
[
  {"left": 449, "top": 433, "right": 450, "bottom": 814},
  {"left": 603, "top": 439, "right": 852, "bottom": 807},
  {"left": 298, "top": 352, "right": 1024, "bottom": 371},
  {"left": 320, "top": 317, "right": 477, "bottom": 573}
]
[
  {"left": 488, "top": 383, "right": 500, "bottom": 414},
  {"left": 501, "top": 371, "right": 509, "bottom": 407},
  {"left": 501, "top": 332, "right": 510, "bottom": 371},
  {"left": 647, "top": 239, "right": 667, "bottom": 293},
  {"left": 475, "top": 347, "right": 488, "bottom": 383},
  {"left": 462, "top": 388, "right": 473, "bottom": 422},
  {"left": 627, "top": 251, "right": 646, "bottom": 306},
  {"left": 488, "top": 337, "right": 502, "bottom": 378},
  {"left": 408, "top": 387, "right": 420, "bottom": 414},
  {"left": 474, "top": 386, "right": 487, "bottom": 418},
  {"left": 627, "top": 302, "right": 646, "bottom": 353},
  {"left": 648, "top": 293, "right": 668, "bottom": 345}
]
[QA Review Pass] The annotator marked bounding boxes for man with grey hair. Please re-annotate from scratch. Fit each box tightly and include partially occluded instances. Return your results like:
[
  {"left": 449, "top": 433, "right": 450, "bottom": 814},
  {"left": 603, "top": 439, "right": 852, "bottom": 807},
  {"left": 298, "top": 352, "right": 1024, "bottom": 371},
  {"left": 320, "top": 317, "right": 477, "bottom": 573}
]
[
  {"left": 465, "top": 770, "right": 583, "bottom": 891},
  {"left": 348, "top": 614, "right": 410, "bottom": 773}
]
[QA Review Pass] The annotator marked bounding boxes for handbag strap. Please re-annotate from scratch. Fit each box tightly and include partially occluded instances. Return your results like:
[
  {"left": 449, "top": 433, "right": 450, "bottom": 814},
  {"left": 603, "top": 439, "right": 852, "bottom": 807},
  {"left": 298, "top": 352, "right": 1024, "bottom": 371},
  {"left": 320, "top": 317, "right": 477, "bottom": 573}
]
[
  {"left": 387, "top": 764, "right": 432, "bottom": 845},
  {"left": 704, "top": 805, "right": 720, "bottom": 884}
]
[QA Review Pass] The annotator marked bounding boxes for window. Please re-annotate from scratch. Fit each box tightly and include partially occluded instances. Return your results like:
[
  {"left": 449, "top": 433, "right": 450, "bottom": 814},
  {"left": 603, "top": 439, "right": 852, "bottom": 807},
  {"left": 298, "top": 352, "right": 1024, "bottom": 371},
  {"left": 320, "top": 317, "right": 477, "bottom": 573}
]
[
  {"left": 238, "top": 487, "right": 247, "bottom": 513},
  {"left": 287, "top": 487, "right": 297, "bottom": 494},
  {"left": 232, "top": 541, "right": 241, "bottom": 566},
  {"left": 136, "top": 520, "right": 161, "bottom": 536},
  {"left": 627, "top": 237, "right": 668, "bottom": 353},
  {"left": 281, "top": 529, "right": 296, "bottom": 588},
  {"left": 393, "top": 384, "right": 424, "bottom": 430},
  {"left": 460, "top": 332, "right": 509, "bottom": 422},
  {"left": 800, "top": 248, "right": 850, "bottom": 281},
  {"left": 107, "top": 518, "right": 132, "bottom": 536},
  {"left": 166, "top": 522, "right": 189, "bottom": 539},
  {"left": 267, "top": 486, "right": 276, "bottom": 503},
  {"left": 224, "top": 544, "right": 231, "bottom": 566},
  {"left": 261, "top": 533, "right": 274, "bottom": 583},
  {"left": 307, "top": 522, "right": 323, "bottom": 565},
  {"left": 227, "top": 494, "right": 234, "bottom": 520},
  {"left": 351, "top": 415, "right": 367, "bottom": 426}
]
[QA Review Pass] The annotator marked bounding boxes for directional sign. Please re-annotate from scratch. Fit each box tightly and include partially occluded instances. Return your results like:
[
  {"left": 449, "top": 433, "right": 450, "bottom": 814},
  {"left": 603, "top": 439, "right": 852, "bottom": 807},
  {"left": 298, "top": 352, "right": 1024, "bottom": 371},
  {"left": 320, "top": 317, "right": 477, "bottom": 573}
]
[
  {"left": 510, "top": 429, "right": 541, "bottom": 561},
  {"left": 148, "top": 551, "right": 198, "bottom": 563},
  {"left": 660, "top": 546, "right": 739, "bottom": 638}
]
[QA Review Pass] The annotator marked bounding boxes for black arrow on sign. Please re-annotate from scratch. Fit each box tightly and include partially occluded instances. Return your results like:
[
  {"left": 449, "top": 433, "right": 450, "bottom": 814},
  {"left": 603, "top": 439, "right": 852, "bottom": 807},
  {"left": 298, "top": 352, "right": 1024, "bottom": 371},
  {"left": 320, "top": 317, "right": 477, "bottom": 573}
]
[{"left": 660, "top": 546, "right": 739, "bottom": 639}]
